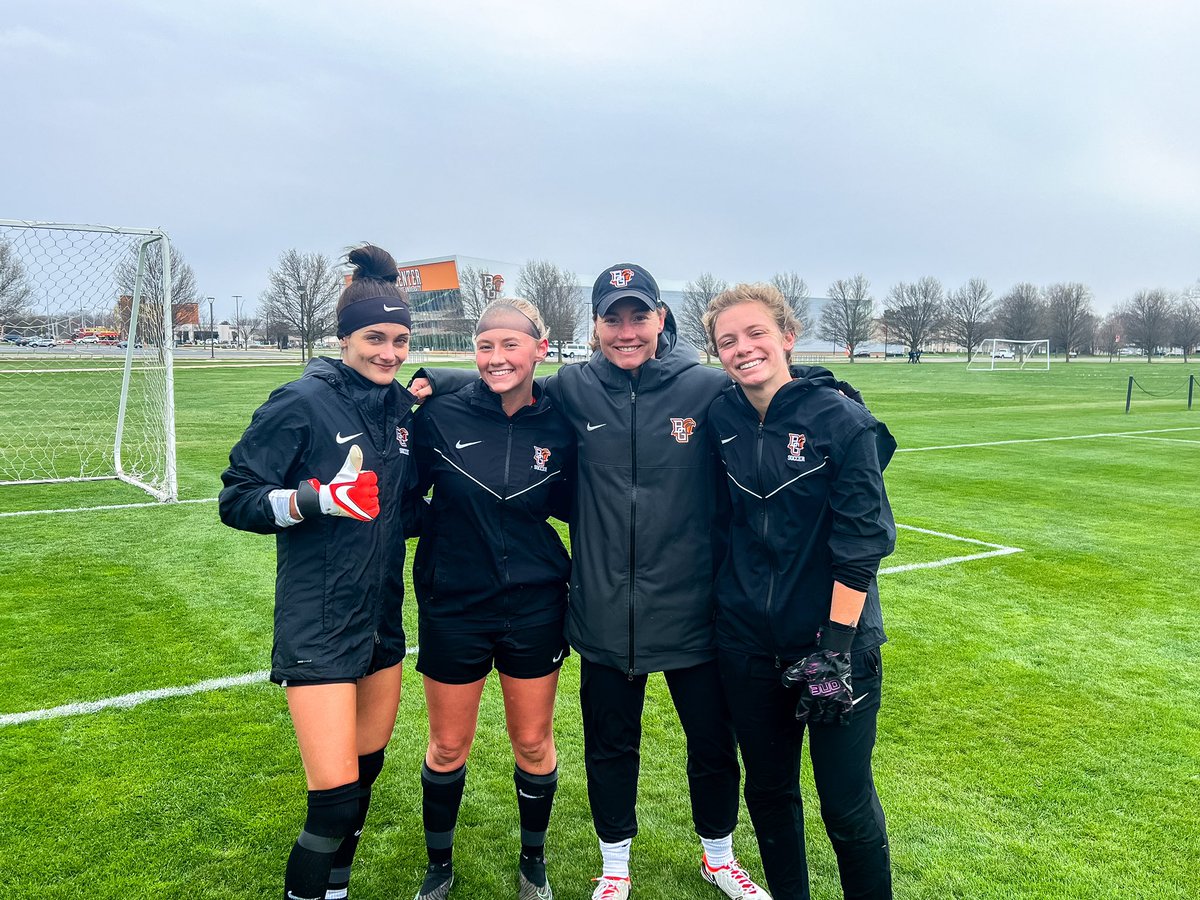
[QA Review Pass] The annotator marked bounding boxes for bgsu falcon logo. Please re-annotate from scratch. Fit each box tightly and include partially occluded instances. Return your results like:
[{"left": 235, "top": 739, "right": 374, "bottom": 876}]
[
  {"left": 670, "top": 417, "right": 697, "bottom": 443},
  {"left": 533, "top": 446, "right": 551, "bottom": 472},
  {"left": 609, "top": 268, "right": 636, "bottom": 288},
  {"left": 787, "top": 432, "right": 806, "bottom": 461},
  {"left": 396, "top": 426, "right": 410, "bottom": 455}
]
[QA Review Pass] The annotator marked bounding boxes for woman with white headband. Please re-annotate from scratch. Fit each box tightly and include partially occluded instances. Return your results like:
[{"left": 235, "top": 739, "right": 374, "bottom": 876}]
[
  {"left": 409, "top": 297, "right": 574, "bottom": 900},
  {"left": 219, "top": 244, "right": 420, "bottom": 900}
]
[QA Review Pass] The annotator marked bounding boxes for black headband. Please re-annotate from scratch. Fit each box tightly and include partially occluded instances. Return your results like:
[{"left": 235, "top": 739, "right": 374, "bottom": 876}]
[{"left": 337, "top": 297, "right": 412, "bottom": 338}]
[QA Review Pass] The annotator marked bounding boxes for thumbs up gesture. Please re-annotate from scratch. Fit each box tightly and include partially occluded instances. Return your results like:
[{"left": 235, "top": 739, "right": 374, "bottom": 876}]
[{"left": 296, "top": 445, "right": 380, "bottom": 521}]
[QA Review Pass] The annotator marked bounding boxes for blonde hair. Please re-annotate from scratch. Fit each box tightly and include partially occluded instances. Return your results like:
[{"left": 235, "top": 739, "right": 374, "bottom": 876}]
[
  {"left": 702, "top": 283, "right": 799, "bottom": 358},
  {"left": 476, "top": 297, "right": 549, "bottom": 342}
]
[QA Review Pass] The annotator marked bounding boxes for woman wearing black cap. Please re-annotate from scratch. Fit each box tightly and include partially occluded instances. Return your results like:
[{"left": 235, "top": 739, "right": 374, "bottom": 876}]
[
  {"left": 409, "top": 297, "right": 574, "bottom": 900},
  {"left": 219, "top": 244, "right": 419, "bottom": 900}
]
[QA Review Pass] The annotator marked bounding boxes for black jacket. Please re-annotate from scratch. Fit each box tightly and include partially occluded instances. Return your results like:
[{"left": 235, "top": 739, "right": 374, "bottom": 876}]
[
  {"left": 708, "top": 366, "right": 897, "bottom": 660},
  {"left": 412, "top": 379, "right": 573, "bottom": 629},
  {"left": 418, "top": 310, "right": 729, "bottom": 674},
  {"left": 219, "top": 357, "right": 418, "bottom": 681}
]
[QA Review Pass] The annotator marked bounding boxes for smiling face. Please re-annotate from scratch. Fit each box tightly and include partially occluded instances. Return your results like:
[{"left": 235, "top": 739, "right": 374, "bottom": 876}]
[
  {"left": 594, "top": 299, "right": 666, "bottom": 372},
  {"left": 713, "top": 300, "right": 796, "bottom": 398},
  {"left": 340, "top": 322, "right": 411, "bottom": 384},
  {"left": 475, "top": 327, "right": 548, "bottom": 410}
]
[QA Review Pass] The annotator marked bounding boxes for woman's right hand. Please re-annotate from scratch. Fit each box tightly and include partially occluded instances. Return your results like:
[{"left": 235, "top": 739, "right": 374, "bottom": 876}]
[{"left": 409, "top": 377, "right": 432, "bottom": 403}]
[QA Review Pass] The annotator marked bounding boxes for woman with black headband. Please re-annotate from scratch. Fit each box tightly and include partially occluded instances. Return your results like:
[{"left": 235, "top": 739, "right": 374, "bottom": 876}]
[
  {"left": 409, "top": 297, "right": 574, "bottom": 900},
  {"left": 219, "top": 244, "right": 420, "bottom": 900}
]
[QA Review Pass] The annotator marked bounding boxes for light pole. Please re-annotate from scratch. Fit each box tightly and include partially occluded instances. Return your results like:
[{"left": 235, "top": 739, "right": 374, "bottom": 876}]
[
  {"left": 208, "top": 297, "right": 215, "bottom": 359},
  {"left": 232, "top": 294, "right": 243, "bottom": 348}
]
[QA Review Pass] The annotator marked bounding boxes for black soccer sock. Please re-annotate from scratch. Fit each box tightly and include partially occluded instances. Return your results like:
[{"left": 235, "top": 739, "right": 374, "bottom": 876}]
[
  {"left": 283, "top": 781, "right": 359, "bottom": 900},
  {"left": 515, "top": 765, "right": 558, "bottom": 861},
  {"left": 422, "top": 762, "right": 466, "bottom": 866},
  {"left": 326, "top": 749, "right": 386, "bottom": 899}
]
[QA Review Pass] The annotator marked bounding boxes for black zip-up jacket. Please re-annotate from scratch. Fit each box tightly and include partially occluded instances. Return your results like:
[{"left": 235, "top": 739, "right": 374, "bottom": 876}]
[
  {"left": 708, "top": 365, "right": 897, "bottom": 660},
  {"left": 219, "top": 357, "right": 418, "bottom": 682},
  {"left": 419, "top": 310, "right": 728, "bottom": 675},
  {"left": 411, "top": 379, "right": 573, "bottom": 629}
]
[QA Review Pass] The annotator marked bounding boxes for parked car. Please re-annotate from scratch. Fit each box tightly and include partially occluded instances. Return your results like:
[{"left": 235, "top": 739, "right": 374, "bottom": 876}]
[
  {"left": 2, "top": 333, "right": 22, "bottom": 343},
  {"left": 117, "top": 340, "right": 144, "bottom": 348},
  {"left": 29, "top": 337, "right": 57, "bottom": 348},
  {"left": 991, "top": 349, "right": 1015, "bottom": 359}
]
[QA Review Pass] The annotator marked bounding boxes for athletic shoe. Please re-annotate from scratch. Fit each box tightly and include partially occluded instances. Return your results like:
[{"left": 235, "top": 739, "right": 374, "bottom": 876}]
[
  {"left": 590, "top": 875, "right": 631, "bottom": 900},
  {"left": 518, "top": 855, "right": 553, "bottom": 900},
  {"left": 700, "top": 855, "right": 772, "bottom": 899},
  {"left": 415, "top": 861, "right": 454, "bottom": 900}
]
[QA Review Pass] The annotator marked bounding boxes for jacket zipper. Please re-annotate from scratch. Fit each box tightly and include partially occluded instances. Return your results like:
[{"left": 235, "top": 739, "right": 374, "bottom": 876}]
[
  {"left": 755, "top": 419, "right": 780, "bottom": 663},
  {"left": 627, "top": 387, "right": 638, "bottom": 679},
  {"left": 501, "top": 422, "right": 514, "bottom": 595}
]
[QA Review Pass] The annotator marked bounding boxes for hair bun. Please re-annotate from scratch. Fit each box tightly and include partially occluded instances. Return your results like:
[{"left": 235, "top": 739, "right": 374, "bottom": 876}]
[{"left": 348, "top": 245, "right": 399, "bottom": 283}]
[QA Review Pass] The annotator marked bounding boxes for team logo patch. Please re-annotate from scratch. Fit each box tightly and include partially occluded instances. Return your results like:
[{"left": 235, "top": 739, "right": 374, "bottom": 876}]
[
  {"left": 533, "top": 446, "right": 551, "bottom": 472},
  {"left": 670, "top": 417, "right": 697, "bottom": 443},
  {"left": 787, "top": 432, "right": 806, "bottom": 462},
  {"left": 609, "top": 268, "right": 636, "bottom": 288},
  {"left": 396, "top": 426, "right": 410, "bottom": 455}
]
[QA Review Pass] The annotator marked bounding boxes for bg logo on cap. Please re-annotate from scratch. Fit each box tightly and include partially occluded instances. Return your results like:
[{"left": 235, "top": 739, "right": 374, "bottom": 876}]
[{"left": 609, "top": 268, "right": 636, "bottom": 288}]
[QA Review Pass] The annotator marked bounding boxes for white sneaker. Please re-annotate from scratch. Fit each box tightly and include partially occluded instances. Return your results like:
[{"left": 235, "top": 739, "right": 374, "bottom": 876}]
[
  {"left": 700, "top": 855, "right": 772, "bottom": 899},
  {"left": 590, "top": 875, "right": 631, "bottom": 900}
]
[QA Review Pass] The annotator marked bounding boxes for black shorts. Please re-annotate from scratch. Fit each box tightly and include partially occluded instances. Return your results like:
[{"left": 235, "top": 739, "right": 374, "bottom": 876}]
[
  {"left": 416, "top": 618, "right": 570, "bottom": 684},
  {"left": 272, "top": 631, "right": 406, "bottom": 687}
]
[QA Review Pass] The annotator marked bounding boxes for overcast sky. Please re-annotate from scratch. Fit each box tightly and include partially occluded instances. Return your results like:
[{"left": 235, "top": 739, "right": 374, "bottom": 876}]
[{"left": 3, "top": 1, "right": 1198, "bottom": 318}]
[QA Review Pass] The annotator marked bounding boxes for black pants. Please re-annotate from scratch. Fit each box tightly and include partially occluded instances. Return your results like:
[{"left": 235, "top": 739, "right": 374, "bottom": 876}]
[
  {"left": 718, "top": 648, "right": 892, "bottom": 900},
  {"left": 580, "top": 657, "right": 741, "bottom": 843}
]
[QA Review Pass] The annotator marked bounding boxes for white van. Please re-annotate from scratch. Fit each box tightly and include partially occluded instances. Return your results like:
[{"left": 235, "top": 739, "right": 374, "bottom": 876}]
[{"left": 558, "top": 342, "right": 591, "bottom": 360}]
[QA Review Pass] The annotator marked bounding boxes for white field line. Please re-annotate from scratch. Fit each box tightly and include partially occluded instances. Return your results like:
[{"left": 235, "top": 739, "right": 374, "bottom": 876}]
[
  {"left": 2, "top": 648, "right": 423, "bottom": 727},
  {"left": 0, "top": 361, "right": 301, "bottom": 375},
  {"left": 2, "top": 524, "right": 1019, "bottom": 727},
  {"left": 0, "top": 497, "right": 217, "bottom": 519},
  {"left": 897, "top": 426, "right": 1200, "bottom": 453}
]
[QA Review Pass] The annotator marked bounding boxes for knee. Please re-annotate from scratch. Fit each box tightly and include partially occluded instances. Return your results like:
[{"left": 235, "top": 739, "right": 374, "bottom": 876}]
[
  {"left": 299, "top": 782, "right": 360, "bottom": 850},
  {"left": 511, "top": 730, "right": 554, "bottom": 770},
  {"left": 427, "top": 736, "right": 472, "bottom": 770}
]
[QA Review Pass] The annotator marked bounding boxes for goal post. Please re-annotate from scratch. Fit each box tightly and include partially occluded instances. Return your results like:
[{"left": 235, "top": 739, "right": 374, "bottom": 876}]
[
  {"left": 967, "top": 338, "right": 1050, "bottom": 371},
  {"left": 0, "top": 220, "right": 177, "bottom": 501}
]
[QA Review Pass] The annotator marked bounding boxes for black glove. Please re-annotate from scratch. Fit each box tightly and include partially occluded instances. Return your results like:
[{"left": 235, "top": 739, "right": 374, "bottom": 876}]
[{"left": 781, "top": 621, "right": 856, "bottom": 726}]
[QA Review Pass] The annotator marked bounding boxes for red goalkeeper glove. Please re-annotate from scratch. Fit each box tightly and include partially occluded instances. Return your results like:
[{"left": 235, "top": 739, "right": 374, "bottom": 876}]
[{"left": 295, "top": 445, "right": 379, "bottom": 522}]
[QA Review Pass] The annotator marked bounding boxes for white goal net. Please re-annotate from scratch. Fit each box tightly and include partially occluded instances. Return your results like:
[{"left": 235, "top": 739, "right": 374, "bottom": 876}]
[
  {"left": 0, "top": 221, "right": 177, "bottom": 501},
  {"left": 967, "top": 338, "right": 1050, "bottom": 372}
]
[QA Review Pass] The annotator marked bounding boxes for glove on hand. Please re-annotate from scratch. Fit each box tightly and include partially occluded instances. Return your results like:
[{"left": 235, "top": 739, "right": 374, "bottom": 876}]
[
  {"left": 781, "top": 620, "right": 856, "bottom": 726},
  {"left": 296, "top": 444, "right": 379, "bottom": 522}
]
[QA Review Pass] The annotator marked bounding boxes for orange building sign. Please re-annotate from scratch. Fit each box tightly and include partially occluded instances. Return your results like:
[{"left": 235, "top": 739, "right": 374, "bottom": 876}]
[{"left": 345, "top": 259, "right": 461, "bottom": 293}]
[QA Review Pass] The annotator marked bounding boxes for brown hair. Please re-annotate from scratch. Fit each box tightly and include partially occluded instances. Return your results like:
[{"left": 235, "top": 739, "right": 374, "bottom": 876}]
[
  {"left": 338, "top": 244, "right": 405, "bottom": 315},
  {"left": 702, "top": 283, "right": 799, "bottom": 358}
]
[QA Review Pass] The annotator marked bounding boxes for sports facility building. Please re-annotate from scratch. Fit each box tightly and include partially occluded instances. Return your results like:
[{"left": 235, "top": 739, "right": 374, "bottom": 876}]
[{"left": 390, "top": 255, "right": 523, "bottom": 350}]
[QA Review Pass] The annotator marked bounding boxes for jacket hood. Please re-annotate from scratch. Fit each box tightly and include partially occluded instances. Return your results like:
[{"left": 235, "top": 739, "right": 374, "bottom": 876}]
[
  {"left": 303, "top": 356, "right": 414, "bottom": 404},
  {"left": 588, "top": 304, "right": 700, "bottom": 391}
]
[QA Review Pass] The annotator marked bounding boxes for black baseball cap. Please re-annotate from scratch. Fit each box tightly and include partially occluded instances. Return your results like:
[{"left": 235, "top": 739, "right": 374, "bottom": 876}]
[{"left": 592, "top": 263, "right": 661, "bottom": 317}]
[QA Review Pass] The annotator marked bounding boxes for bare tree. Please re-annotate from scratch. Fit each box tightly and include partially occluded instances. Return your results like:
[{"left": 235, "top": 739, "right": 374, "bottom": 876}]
[
  {"left": 993, "top": 283, "right": 1045, "bottom": 343},
  {"left": 258, "top": 249, "right": 341, "bottom": 360},
  {"left": 115, "top": 241, "right": 201, "bottom": 326},
  {"left": 1095, "top": 313, "right": 1122, "bottom": 360},
  {"left": 943, "top": 278, "right": 993, "bottom": 361},
  {"left": 456, "top": 264, "right": 495, "bottom": 327},
  {"left": 1171, "top": 286, "right": 1200, "bottom": 363},
  {"left": 885, "top": 277, "right": 945, "bottom": 357},
  {"left": 819, "top": 275, "right": 876, "bottom": 361},
  {"left": 517, "top": 260, "right": 586, "bottom": 360},
  {"left": 0, "top": 239, "right": 32, "bottom": 335},
  {"left": 1044, "top": 282, "right": 1094, "bottom": 362},
  {"left": 680, "top": 273, "right": 729, "bottom": 363},
  {"left": 1120, "top": 288, "right": 1172, "bottom": 363},
  {"left": 771, "top": 271, "right": 813, "bottom": 336}
]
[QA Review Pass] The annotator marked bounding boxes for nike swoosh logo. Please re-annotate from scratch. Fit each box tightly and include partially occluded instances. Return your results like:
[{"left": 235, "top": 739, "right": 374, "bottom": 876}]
[
  {"left": 586, "top": 422, "right": 606, "bottom": 431},
  {"left": 852, "top": 693, "right": 870, "bottom": 707},
  {"left": 336, "top": 432, "right": 363, "bottom": 443},
  {"left": 552, "top": 649, "right": 565, "bottom": 663},
  {"left": 382, "top": 304, "right": 405, "bottom": 312},
  {"left": 721, "top": 435, "right": 738, "bottom": 444},
  {"left": 456, "top": 440, "right": 483, "bottom": 449}
]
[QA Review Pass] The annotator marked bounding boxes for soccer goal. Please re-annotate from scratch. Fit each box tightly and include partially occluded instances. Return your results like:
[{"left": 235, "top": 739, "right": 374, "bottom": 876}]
[
  {"left": 0, "top": 220, "right": 177, "bottom": 501},
  {"left": 967, "top": 338, "right": 1050, "bottom": 371}
]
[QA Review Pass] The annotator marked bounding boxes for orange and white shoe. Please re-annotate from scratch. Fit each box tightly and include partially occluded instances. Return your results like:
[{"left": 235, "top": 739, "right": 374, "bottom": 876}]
[
  {"left": 700, "top": 854, "right": 772, "bottom": 899},
  {"left": 591, "top": 874, "right": 631, "bottom": 900}
]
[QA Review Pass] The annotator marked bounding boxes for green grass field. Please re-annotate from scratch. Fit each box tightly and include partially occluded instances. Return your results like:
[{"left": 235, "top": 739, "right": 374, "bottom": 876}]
[{"left": 1, "top": 358, "right": 1197, "bottom": 899}]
